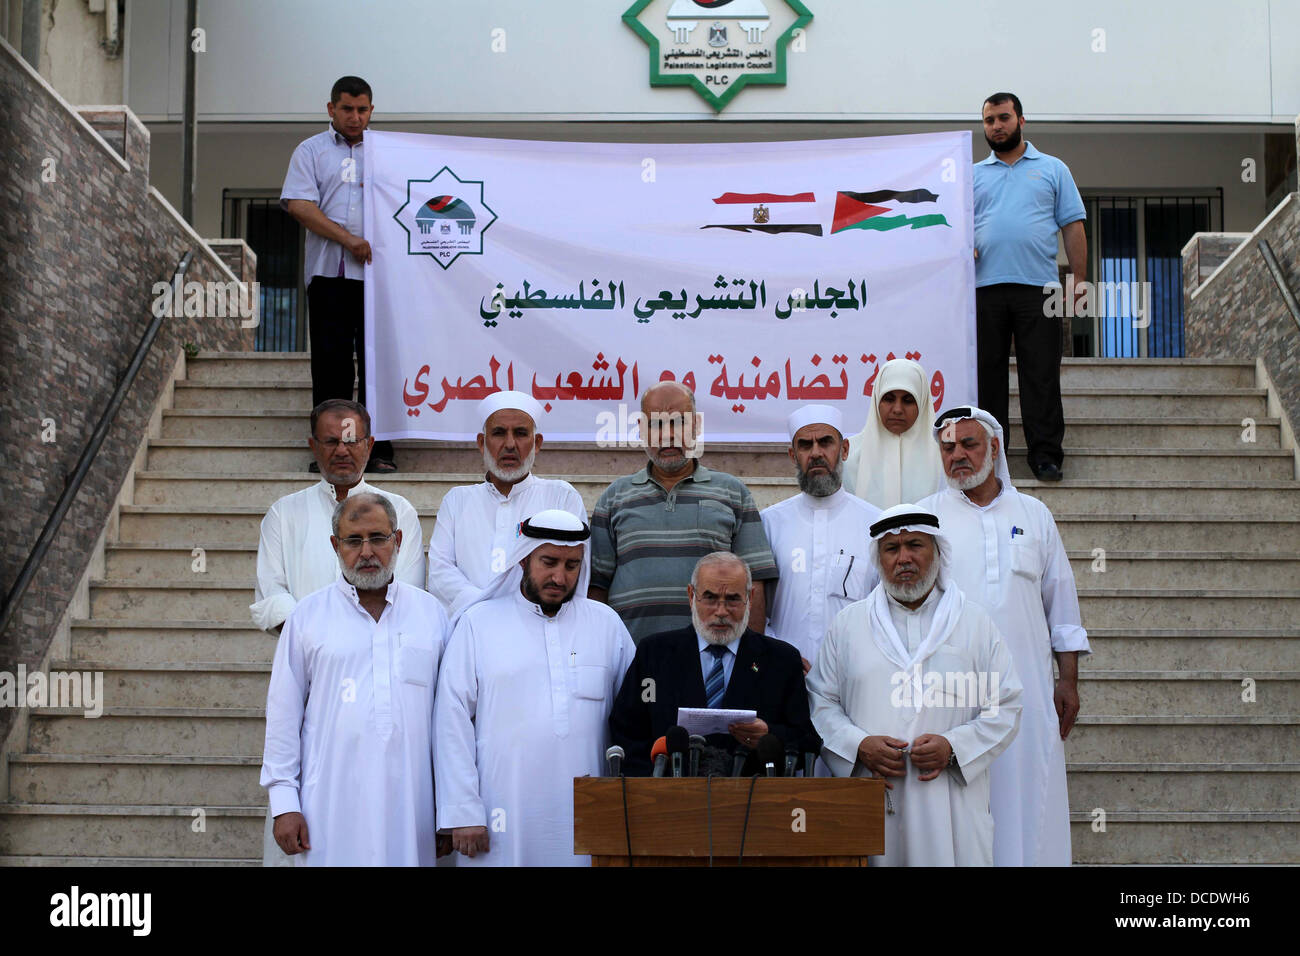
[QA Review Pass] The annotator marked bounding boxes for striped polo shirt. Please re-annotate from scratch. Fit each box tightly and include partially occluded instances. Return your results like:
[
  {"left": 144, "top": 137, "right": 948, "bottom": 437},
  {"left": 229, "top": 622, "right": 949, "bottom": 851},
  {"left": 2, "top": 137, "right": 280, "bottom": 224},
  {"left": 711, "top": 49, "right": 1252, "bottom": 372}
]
[{"left": 590, "top": 463, "right": 778, "bottom": 643}]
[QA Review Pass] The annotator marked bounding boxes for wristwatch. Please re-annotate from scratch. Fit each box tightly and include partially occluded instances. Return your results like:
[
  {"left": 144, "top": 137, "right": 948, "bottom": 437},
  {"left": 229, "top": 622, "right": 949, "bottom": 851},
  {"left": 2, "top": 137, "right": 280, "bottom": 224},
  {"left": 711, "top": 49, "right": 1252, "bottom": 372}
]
[{"left": 947, "top": 750, "right": 959, "bottom": 768}]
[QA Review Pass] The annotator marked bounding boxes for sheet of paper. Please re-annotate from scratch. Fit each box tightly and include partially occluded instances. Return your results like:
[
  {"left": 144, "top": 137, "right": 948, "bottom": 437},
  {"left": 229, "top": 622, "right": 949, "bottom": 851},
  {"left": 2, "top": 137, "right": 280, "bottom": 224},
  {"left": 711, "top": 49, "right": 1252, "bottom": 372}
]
[{"left": 676, "top": 707, "right": 758, "bottom": 737}]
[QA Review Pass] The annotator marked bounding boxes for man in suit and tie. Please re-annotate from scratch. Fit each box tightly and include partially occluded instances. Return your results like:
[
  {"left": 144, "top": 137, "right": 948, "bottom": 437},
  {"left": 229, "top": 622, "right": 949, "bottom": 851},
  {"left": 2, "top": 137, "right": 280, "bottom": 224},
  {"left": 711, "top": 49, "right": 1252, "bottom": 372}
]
[{"left": 609, "top": 551, "right": 818, "bottom": 776}]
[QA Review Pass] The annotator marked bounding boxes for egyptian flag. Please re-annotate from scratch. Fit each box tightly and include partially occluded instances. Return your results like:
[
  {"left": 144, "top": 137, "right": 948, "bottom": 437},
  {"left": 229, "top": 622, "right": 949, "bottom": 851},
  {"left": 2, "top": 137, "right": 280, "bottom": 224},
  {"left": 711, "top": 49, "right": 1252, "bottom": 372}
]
[
  {"left": 832, "top": 188, "right": 949, "bottom": 234},
  {"left": 702, "top": 191, "right": 822, "bottom": 236}
]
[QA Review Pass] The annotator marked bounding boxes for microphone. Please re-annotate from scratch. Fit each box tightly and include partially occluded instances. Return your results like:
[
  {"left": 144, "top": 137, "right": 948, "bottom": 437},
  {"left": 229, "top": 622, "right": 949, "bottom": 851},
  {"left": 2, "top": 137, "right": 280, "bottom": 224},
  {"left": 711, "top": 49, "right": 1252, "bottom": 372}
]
[
  {"left": 744, "top": 733, "right": 785, "bottom": 777},
  {"left": 605, "top": 744, "right": 624, "bottom": 777},
  {"left": 783, "top": 746, "right": 798, "bottom": 778},
  {"left": 688, "top": 735, "right": 706, "bottom": 777},
  {"left": 731, "top": 747, "right": 750, "bottom": 777},
  {"left": 667, "top": 725, "right": 689, "bottom": 778},
  {"left": 651, "top": 736, "right": 668, "bottom": 777},
  {"left": 800, "top": 732, "right": 823, "bottom": 778}
]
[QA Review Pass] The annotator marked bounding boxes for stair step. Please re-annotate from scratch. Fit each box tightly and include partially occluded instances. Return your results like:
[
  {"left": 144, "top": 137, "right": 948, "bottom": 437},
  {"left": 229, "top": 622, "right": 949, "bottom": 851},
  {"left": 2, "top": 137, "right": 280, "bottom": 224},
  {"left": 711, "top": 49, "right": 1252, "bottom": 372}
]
[
  {"left": 1066, "top": 763, "right": 1300, "bottom": 812},
  {"left": 129, "top": 472, "right": 1300, "bottom": 516},
  {"left": 1075, "top": 590, "right": 1300, "bottom": 629},
  {"left": 89, "top": 582, "right": 258, "bottom": 621},
  {"left": 26, "top": 708, "right": 266, "bottom": 756},
  {"left": 1053, "top": 514, "right": 1300, "bottom": 551},
  {"left": 0, "top": 855, "right": 260, "bottom": 866},
  {"left": 1082, "top": 629, "right": 1300, "bottom": 671},
  {"left": 1068, "top": 812, "right": 1300, "bottom": 864},
  {"left": 8, "top": 754, "right": 262, "bottom": 806},
  {"left": 68, "top": 620, "right": 274, "bottom": 664},
  {"left": 117, "top": 505, "right": 437, "bottom": 544},
  {"left": 1064, "top": 716, "right": 1300, "bottom": 762},
  {"left": 144, "top": 417, "right": 1284, "bottom": 474},
  {"left": 47, "top": 659, "right": 270, "bottom": 707},
  {"left": 1067, "top": 551, "right": 1300, "bottom": 589},
  {"left": 0, "top": 804, "right": 262, "bottom": 859},
  {"left": 105, "top": 544, "right": 257, "bottom": 581},
  {"left": 160, "top": 387, "right": 1273, "bottom": 438},
  {"left": 1073, "top": 672, "right": 1300, "bottom": 715}
]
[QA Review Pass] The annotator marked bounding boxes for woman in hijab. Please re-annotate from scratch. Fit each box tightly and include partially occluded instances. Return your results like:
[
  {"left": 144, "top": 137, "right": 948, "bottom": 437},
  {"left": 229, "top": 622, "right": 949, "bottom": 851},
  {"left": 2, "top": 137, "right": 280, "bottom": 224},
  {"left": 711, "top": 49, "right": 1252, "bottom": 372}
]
[{"left": 843, "top": 358, "right": 944, "bottom": 508}]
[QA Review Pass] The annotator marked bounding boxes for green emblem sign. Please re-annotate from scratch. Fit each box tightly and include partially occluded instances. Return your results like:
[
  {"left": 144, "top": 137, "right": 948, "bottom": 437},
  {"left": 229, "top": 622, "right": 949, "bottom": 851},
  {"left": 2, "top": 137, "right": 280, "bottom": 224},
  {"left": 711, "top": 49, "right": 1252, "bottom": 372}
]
[{"left": 623, "top": 0, "right": 813, "bottom": 112}]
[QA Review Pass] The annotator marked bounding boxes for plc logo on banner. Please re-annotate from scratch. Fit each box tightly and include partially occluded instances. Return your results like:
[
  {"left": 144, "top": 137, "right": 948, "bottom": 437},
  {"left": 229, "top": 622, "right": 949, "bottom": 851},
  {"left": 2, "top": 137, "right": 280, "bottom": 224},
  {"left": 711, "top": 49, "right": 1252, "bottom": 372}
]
[
  {"left": 623, "top": 0, "right": 813, "bottom": 112},
  {"left": 393, "top": 166, "right": 498, "bottom": 270}
]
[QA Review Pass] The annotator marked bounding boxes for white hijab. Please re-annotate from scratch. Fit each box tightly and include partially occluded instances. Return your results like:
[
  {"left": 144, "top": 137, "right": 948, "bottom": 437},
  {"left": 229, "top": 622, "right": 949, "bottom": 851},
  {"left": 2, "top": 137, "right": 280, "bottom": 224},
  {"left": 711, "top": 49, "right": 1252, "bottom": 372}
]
[{"left": 843, "top": 359, "right": 943, "bottom": 509}]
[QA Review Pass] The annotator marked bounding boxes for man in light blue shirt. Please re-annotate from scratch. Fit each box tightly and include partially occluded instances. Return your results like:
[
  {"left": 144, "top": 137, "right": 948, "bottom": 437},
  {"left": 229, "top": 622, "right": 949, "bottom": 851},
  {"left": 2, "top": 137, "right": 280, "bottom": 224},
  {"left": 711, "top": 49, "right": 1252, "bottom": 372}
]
[
  {"left": 281, "top": 75, "right": 396, "bottom": 472},
  {"left": 973, "top": 92, "right": 1086, "bottom": 482}
]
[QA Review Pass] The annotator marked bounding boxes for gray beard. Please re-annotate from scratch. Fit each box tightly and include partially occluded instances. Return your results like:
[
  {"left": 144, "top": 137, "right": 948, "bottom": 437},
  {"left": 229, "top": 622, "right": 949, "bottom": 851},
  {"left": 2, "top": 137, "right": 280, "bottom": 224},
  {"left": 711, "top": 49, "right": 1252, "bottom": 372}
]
[
  {"left": 340, "top": 549, "right": 398, "bottom": 590},
  {"left": 797, "top": 457, "right": 843, "bottom": 497},
  {"left": 883, "top": 558, "right": 940, "bottom": 604},
  {"left": 647, "top": 448, "right": 693, "bottom": 474},
  {"left": 691, "top": 603, "right": 747, "bottom": 646},
  {"left": 947, "top": 451, "right": 995, "bottom": 492},
  {"left": 483, "top": 446, "right": 536, "bottom": 484}
]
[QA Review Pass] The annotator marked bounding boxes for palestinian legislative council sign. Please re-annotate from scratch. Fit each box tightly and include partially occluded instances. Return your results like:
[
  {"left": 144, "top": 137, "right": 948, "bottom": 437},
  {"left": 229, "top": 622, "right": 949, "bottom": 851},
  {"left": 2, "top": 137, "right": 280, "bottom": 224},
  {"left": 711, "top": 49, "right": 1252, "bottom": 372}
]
[
  {"left": 623, "top": 0, "right": 814, "bottom": 112},
  {"left": 364, "top": 130, "right": 975, "bottom": 443}
]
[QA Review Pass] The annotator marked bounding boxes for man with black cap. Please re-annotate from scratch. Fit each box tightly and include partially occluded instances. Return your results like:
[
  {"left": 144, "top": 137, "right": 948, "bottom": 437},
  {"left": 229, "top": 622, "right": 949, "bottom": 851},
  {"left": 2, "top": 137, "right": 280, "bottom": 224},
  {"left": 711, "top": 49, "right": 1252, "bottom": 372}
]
[
  {"left": 434, "top": 509, "right": 635, "bottom": 866},
  {"left": 920, "top": 405, "right": 1089, "bottom": 866},
  {"left": 807, "top": 503, "right": 1022, "bottom": 866}
]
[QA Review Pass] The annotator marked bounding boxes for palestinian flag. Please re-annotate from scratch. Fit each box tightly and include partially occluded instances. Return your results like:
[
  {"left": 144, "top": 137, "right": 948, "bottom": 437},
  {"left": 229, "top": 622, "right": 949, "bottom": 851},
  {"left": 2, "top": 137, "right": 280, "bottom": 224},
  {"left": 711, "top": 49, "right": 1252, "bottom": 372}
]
[
  {"left": 702, "top": 191, "right": 823, "bottom": 236},
  {"left": 832, "top": 188, "right": 949, "bottom": 234}
]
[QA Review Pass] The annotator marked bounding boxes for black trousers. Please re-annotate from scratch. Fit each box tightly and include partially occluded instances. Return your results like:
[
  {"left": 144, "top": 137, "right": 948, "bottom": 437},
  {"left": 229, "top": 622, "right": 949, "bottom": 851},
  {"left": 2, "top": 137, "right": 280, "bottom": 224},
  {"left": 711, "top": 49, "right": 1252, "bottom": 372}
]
[
  {"left": 306, "top": 276, "right": 394, "bottom": 461},
  {"left": 976, "top": 283, "right": 1064, "bottom": 469}
]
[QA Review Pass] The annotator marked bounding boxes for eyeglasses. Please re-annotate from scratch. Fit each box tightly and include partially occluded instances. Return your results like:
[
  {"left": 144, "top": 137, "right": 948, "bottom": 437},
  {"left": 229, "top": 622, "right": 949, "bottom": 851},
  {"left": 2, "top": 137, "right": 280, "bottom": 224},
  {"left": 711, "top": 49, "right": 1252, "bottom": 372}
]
[
  {"left": 337, "top": 533, "right": 396, "bottom": 550},
  {"left": 695, "top": 593, "right": 747, "bottom": 610},
  {"left": 313, "top": 437, "right": 370, "bottom": 450}
]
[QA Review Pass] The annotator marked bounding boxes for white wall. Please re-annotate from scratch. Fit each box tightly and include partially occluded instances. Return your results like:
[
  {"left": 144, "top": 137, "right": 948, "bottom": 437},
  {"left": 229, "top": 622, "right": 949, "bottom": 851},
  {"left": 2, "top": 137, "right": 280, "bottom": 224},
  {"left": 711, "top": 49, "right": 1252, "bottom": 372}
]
[{"left": 126, "top": 0, "right": 1300, "bottom": 123}]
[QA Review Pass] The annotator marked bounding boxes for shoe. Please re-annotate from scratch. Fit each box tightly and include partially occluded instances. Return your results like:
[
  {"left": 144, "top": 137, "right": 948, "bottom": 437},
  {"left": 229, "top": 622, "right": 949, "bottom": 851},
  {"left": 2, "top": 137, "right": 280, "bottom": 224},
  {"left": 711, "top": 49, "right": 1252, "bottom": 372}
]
[
  {"left": 366, "top": 458, "right": 398, "bottom": 474},
  {"left": 1031, "top": 462, "right": 1063, "bottom": 482},
  {"left": 308, "top": 461, "right": 320, "bottom": 473}
]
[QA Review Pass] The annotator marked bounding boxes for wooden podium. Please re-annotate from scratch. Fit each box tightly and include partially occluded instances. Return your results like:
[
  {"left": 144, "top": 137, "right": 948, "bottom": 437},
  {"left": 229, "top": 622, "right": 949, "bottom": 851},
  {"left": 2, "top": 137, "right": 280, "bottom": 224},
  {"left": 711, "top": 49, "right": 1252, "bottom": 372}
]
[{"left": 573, "top": 777, "right": 884, "bottom": 866}]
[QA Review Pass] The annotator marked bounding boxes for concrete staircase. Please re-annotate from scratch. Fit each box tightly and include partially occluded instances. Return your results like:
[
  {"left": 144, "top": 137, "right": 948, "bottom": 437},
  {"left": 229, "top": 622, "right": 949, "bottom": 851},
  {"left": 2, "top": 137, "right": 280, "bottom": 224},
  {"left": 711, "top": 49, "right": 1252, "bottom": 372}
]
[{"left": 2, "top": 353, "right": 1297, "bottom": 864}]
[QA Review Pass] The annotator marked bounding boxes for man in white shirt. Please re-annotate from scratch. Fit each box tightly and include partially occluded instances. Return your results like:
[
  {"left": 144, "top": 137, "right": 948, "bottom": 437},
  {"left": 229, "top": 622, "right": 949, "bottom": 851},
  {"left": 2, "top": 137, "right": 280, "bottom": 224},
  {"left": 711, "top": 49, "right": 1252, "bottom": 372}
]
[
  {"left": 250, "top": 399, "right": 423, "bottom": 866},
  {"left": 427, "top": 391, "right": 585, "bottom": 617},
  {"left": 761, "top": 404, "right": 881, "bottom": 674},
  {"left": 919, "top": 405, "right": 1090, "bottom": 865},
  {"left": 280, "top": 74, "right": 395, "bottom": 471},
  {"left": 807, "top": 503, "right": 1022, "bottom": 866},
  {"left": 251, "top": 400, "right": 423, "bottom": 634},
  {"left": 434, "top": 509, "right": 635, "bottom": 866},
  {"left": 261, "top": 492, "right": 449, "bottom": 866}
]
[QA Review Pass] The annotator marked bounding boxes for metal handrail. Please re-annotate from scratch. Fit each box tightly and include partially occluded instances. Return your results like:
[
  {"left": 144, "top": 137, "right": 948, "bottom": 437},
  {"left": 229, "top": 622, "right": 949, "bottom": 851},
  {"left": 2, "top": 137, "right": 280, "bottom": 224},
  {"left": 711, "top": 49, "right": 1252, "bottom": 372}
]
[
  {"left": 1258, "top": 239, "right": 1300, "bottom": 334},
  {"left": 0, "top": 251, "right": 194, "bottom": 639}
]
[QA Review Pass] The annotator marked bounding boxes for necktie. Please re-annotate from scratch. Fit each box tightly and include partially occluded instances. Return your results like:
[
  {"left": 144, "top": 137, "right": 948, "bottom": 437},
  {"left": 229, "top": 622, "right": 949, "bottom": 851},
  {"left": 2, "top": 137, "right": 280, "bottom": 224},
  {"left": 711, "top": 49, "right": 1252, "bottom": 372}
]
[{"left": 704, "top": 644, "right": 728, "bottom": 708}]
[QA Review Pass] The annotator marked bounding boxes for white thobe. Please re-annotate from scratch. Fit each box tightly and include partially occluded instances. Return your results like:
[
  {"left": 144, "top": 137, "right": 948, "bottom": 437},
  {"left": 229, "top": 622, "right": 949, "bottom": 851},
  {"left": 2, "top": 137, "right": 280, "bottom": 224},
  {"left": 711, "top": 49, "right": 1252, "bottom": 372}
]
[
  {"left": 761, "top": 488, "right": 882, "bottom": 663},
  {"left": 250, "top": 480, "right": 425, "bottom": 632},
  {"left": 427, "top": 474, "right": 587, "bottom": 617},
  {"left": 434, "top": 591, "right": 635, "bottom": 866},
  {"left": 920, "top": 484, "right": 1091, "bottom": 866},
  {"left": 261, "top": 579, "right": 449, "bottom": 866},
  {"left": 808, "top": 587, "right": 1022, "bottom": 866}
]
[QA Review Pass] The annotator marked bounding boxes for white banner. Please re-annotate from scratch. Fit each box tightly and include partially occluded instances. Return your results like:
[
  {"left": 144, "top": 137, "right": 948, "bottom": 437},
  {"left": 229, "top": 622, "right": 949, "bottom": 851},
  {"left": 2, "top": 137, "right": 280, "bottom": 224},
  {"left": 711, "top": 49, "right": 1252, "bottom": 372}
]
[{"left": 364, "top": 130, "right": 975, "bottom": 443}]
